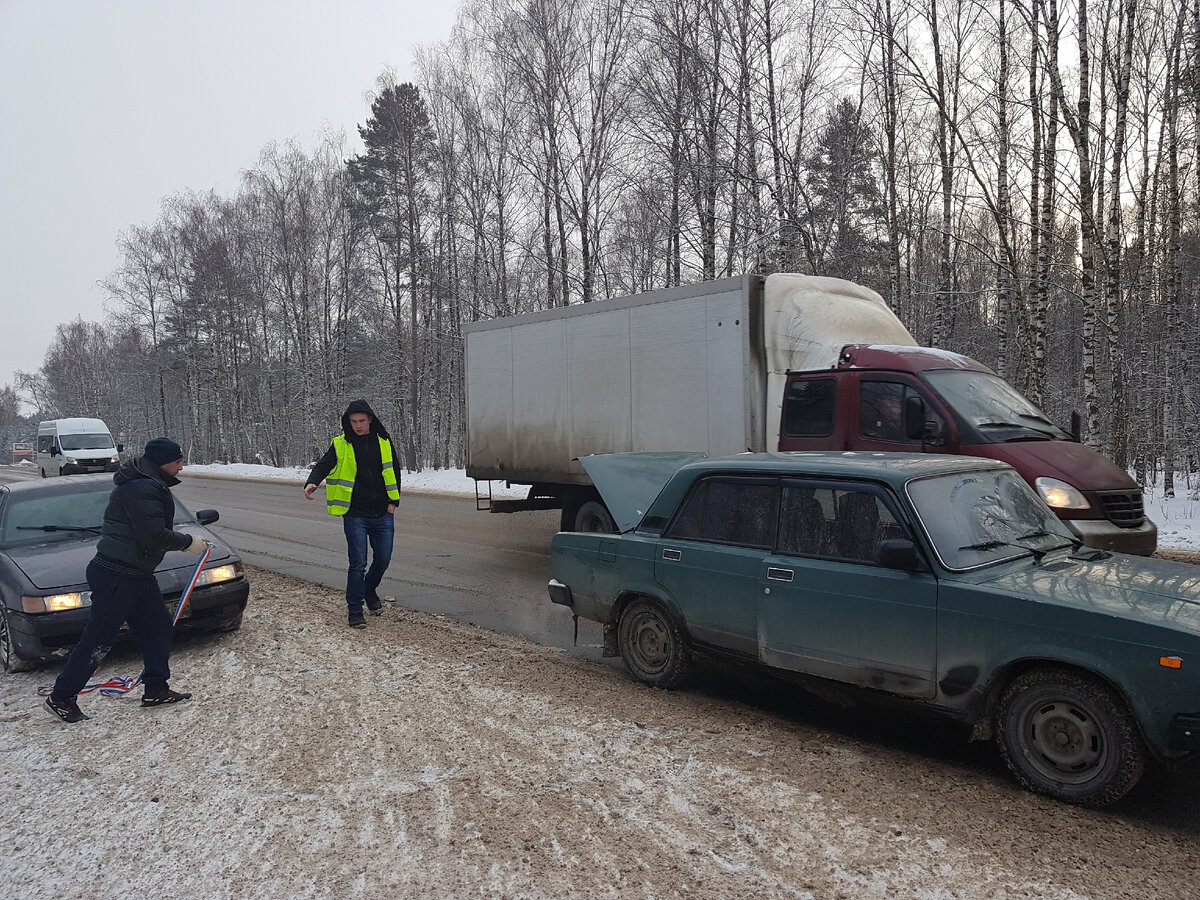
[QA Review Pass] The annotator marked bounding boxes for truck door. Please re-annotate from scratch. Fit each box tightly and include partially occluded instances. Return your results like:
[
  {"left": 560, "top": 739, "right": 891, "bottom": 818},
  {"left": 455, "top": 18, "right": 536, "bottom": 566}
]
[
  {"left": 855, "top": 377, "right": 953, "bottom": 452},
  {"left": 757, "top": 479, "right": 938, "bottom": 699}
]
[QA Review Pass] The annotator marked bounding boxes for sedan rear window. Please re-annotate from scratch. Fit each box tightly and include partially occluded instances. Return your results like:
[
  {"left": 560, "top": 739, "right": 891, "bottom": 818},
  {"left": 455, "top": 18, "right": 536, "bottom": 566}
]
[{"left": 666, "top": 478, "right": 779, "bottom": 549}]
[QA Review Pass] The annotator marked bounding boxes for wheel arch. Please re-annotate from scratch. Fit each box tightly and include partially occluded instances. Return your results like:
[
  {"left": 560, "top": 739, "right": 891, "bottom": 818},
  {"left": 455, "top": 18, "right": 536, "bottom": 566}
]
[
  {"left": 611, "top": 588, "right": 689, "bottom": 636},
  {"left": 972, "top": 653, "right": 1150, "bottom": 751}
]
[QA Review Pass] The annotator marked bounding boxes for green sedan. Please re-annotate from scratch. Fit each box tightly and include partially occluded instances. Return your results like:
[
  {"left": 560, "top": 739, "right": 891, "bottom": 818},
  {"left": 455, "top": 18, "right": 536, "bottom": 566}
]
[{"left": 548, "top": 452, "right": 1200, "bottom": 807}]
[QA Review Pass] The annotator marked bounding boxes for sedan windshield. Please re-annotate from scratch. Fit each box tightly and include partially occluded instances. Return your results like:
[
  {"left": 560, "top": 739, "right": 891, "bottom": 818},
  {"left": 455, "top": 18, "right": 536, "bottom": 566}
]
[
  {"left": 922, "top": 370, "right": 1069, "bottom": 440},
  {"left": 906, "top": 468, "right": 1076, "bottom": 570},
  {"left": 1, "top": 490, "right": 111, "bottom": 547}
]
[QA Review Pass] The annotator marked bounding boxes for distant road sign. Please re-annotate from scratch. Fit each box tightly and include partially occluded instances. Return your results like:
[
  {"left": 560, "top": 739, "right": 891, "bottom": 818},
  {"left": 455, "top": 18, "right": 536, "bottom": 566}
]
[{"left": 11, "top": 442, "right": 34, "bottom": 463}]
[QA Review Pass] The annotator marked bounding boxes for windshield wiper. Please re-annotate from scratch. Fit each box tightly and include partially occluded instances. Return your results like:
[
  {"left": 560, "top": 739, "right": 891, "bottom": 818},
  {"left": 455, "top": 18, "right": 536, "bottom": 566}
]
[
  {"left": 16, "top": 524, "right": 103, "bottom": 534},
  {"left": 958, "top": 538, "right": 1048, "bottom": 562}
]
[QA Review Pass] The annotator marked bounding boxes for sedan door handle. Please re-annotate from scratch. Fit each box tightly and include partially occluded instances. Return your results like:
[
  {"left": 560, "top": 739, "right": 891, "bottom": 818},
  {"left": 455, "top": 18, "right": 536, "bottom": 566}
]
[
  {"left": 766, "top": 567, "right": 794, "bottom": 583},
  {"left": 662, "top": 548, "right": 682, "bottom": 561}
]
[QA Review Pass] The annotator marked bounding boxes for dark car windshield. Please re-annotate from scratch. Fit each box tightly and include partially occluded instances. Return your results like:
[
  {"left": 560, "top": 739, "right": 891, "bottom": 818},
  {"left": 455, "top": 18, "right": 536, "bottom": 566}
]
[
  {"left": 1, "top": 485, "right": 192, "bottom": 548},
  {"left": 58, "top": 433, "right": 115, "bottom": 451},
  {"left": 922, "top": 370, "right": 1069, "bottom": 440},
  {"left": 906, "top": 468, "right": 1076, "bottom": 570}
]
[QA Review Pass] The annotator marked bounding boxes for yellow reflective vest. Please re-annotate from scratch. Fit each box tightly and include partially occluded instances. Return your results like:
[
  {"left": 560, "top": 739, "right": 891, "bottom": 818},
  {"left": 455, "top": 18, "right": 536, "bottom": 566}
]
[{"left": 324, "top": 434, "right": 400, "bottom": 516}]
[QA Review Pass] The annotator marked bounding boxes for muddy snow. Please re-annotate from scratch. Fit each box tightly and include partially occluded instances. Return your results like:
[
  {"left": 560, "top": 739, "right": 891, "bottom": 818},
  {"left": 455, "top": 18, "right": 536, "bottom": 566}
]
[{"left": 2, "top": 566, "right": 1197, "bottom": 899}]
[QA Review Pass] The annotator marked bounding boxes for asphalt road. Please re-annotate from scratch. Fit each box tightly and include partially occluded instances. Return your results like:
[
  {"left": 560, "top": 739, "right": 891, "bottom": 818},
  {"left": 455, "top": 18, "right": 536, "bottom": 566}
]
[{"left": 172, "top": 472, "right": 613, "bottom": 660}]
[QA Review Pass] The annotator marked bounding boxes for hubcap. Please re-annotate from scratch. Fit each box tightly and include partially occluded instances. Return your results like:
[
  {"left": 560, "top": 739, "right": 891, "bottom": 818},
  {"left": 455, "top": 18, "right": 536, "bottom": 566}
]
[
  {"left": 1026, "top": 699, "right": 1105, "bottom": 783},
  {"left": 629, "top": 612, "right": 668, "bottom": 672}
]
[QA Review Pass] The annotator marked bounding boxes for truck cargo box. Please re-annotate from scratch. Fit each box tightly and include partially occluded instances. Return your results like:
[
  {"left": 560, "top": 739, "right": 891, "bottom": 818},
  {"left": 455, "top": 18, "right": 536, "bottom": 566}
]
[{"left": 464, "top": 276, "right": 768, "bottom": 486}]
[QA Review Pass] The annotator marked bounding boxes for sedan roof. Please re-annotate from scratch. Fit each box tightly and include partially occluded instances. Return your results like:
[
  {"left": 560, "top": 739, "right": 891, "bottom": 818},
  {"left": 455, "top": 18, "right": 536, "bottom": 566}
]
[
  {"left": 581, "top": 451, "right": 1010, "bottom": 533},
  {"left": 1, "top": 474, "right": 114, "bottom": 499}
]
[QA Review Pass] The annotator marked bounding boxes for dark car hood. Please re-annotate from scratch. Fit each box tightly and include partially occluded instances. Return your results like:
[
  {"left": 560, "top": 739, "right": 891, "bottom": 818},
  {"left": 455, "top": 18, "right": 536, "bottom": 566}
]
[
  {"left": 4, "top": 535, "right": 233, "bottom": 592},
  {"left": 980, "top": 552, "right": 1200, "bottom": 636},
  {"left": 578, "top": 452, "right": 708, "bottom": 532}
]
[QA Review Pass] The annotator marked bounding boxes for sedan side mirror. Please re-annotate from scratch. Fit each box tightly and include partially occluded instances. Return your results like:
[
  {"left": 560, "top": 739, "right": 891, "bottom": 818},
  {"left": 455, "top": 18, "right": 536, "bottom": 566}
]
[
  {"left": 875, "top": 538, "right": 924, "bottom": 571},
  {"left": 195, "top": 509, "right": 220, "bottom": 525}
]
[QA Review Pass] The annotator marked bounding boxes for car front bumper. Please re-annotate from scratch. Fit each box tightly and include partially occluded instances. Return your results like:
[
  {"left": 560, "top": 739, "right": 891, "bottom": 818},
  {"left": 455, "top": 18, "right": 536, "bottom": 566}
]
[
  {"left": 1065, "top": 517, "right": 1158, "bottom": 556},
  {"left": 6, "top": 578, "right": 250, "bottom": 663},
  {"left": 60, "top": 462, "right": 119, "bottom": 475},
  {"left": 1169, "top": 713, "right": 1200, "bottom": 752}
]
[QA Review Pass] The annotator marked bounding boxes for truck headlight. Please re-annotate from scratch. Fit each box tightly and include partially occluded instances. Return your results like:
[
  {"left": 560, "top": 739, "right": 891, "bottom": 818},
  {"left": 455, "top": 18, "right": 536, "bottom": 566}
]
[
  {"left": 63, "top": 456, "right": 77, "bottom": 465},
  {"left": 196, "top": 563, "right": 243, "bottom": 586},
  {"left": 22, "top": 591, "right": 92, "bottom": 613},
  {"left": 1035, "top": 477, "right": 1090, "bottom": 510}
]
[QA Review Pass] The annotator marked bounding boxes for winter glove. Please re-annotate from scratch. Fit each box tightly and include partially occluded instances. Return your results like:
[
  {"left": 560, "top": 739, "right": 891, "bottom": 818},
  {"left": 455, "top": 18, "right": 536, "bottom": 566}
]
[{"left": 184, "top": 535, "right": 211, "bottom": 554}]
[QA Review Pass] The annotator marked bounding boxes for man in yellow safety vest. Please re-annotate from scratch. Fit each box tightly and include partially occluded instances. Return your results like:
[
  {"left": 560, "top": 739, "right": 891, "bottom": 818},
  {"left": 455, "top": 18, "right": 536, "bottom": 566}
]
[{"left": 303, "top": 400, "right": 400, "bottom": 628}]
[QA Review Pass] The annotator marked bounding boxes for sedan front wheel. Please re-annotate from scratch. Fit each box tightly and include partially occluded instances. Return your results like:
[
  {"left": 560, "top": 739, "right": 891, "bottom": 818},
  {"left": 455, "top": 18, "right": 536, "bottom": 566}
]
[
  {"left": 997, "top": 667, "right": 1146, "bottom": 807},
  {"left": 0, "top": 607, "right": 35, "bottom": 673}
]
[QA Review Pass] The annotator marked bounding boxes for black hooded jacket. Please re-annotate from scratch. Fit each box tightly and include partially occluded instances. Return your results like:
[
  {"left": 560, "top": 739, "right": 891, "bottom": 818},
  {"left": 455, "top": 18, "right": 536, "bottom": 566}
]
[
  {"left": 306, "top": 400, "right": 398, "bottom": 517},
  {"left": 95, "top": 456, "right": 195, "bottom": 573}
]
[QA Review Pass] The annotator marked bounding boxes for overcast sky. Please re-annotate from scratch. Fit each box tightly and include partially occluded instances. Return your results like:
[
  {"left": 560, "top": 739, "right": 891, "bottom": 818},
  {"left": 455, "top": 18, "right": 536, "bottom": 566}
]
[{"left": 0, "top": 0, "right": 460, "bottom": 392}]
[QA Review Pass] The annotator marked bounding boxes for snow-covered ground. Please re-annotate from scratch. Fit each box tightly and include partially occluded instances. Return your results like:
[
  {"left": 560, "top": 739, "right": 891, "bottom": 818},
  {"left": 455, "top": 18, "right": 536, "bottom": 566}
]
[{"left": 181, "top": 460, "right": 1200, "bottom": 551}]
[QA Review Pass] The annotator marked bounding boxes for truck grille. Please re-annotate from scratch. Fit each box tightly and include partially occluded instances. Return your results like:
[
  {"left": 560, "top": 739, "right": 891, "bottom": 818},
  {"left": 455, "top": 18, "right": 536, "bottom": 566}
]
[{"left": 1097, "top": 491, "right": 1144, "bottom": 528}]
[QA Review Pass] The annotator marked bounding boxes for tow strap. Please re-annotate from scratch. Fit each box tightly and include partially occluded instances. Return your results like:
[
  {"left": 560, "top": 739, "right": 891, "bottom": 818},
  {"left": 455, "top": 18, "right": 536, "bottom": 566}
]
[{"left": 37, "top": 546, "right": 211, "bottom": 698}]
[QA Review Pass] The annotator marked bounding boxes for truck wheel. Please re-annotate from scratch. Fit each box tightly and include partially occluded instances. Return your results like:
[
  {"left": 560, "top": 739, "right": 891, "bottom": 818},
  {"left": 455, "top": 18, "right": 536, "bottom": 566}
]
[
  {"left": 0, "top": 608, "right": 35, "bottom": 673},
  {"left": 996, "top": 667, "right": 1146, "bottom": 806},
  {"left": 39, "top": 467, "right": 46, "bottom": 479},
  {"left": 617, "top": 598, "right": 691, "bottom": 688},
  {"left": 574, "top": 500, "right": 616, "bottom": 533}
]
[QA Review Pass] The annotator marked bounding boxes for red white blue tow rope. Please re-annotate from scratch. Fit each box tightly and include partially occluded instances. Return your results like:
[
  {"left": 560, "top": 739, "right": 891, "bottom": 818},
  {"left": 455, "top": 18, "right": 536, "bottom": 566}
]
[{"left": 37, "top": 546, "right": 212, "bottom": 697}]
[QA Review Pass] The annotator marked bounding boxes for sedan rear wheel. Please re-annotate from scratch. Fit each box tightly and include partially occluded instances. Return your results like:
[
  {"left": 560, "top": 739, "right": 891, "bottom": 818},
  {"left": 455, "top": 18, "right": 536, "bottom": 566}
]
[
  {"left": 617, "top": 598, "right": 691, "bottom": 689},
  {"left": 0, "top": 607, "right": 35, "bottom": 673},
  {"left": 997, "top": 667, "right": 1146, "bottom": 807}
]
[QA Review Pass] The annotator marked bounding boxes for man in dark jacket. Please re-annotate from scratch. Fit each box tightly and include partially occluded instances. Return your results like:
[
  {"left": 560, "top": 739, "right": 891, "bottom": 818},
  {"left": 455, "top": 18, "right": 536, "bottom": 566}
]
[
  {"left": 45, "top": 438, "right": 209, "bottom": 723},
  {"left": 304, "top": 400, "right": 400, "bottom": 628}
]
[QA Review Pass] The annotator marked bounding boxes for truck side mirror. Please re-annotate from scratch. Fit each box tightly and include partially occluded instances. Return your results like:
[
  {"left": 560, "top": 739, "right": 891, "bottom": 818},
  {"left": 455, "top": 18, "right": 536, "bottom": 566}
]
[
  {"left": 1070, "top": 411, "right": 1081, "bottom": 442},
  {"left": 117, "top": 443, "right": 124, "bottom": 453}
]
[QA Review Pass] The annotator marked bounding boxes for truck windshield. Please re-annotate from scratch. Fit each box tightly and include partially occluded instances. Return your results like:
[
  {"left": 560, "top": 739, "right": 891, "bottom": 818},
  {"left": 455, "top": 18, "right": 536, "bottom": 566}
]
[
  {"left": 906, "top": 468, "right": 1076, "bottom": 570},
  {"left": 922, "top": 370, "right": 1069, "bottom": 440},
  {"left": 58, "top": 433, "right": 114, "bottom": 451}
]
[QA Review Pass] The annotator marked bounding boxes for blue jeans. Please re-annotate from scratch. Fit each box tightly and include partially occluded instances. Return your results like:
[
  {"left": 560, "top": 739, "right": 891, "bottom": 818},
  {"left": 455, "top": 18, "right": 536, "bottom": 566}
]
[
  {"left": 53, "top": 557, "right": 174, "bottom": 699},
  {"left": 343, "top": 514, "right": 394, "bottom": 613}
]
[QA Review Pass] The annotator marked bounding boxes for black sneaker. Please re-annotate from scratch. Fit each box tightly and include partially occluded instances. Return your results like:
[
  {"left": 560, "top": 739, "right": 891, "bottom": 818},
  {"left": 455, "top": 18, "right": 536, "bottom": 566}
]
[
  {"left": 45, "top": 695, "right": 89, "bottom": 723},
  {"left": 348, "top": 610, "right": 367, "bottom": 628},
  {"left": 141, "top": 689, "right": 192, "bottom": 707},
  {"left": 365, "top": 590, "right": 383, "bottom": 615}
]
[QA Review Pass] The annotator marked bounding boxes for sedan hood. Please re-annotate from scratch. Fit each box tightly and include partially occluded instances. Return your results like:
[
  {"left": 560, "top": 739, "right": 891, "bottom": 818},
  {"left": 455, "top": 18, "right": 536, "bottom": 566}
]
[
  {"left": 579, "top": 452, "right": 708, "bottom": 532},
  {"left": 5, "top": 534, "right": 233, "bottom": 592},
  {"left": 983, "top": 552, "right": 1200, "bottom": 636}
]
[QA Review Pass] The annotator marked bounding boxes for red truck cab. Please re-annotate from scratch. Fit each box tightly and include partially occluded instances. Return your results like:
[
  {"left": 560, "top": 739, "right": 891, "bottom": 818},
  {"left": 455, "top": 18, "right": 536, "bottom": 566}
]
[{"left": 778, "top": 345, "right": 1156, "bottom": 555}]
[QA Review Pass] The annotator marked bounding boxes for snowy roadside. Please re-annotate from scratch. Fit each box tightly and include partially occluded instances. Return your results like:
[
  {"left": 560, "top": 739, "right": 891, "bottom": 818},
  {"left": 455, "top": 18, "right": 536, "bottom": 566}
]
[{"left": 3, "top": 566, "right": 1196, "bottom": 900}]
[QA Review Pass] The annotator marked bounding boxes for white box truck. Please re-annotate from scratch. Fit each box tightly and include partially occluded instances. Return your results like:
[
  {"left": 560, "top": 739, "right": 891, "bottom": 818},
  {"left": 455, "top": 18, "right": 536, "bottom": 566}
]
[{"left": 36, "top": 418, "right": 122, "bottom": 477}]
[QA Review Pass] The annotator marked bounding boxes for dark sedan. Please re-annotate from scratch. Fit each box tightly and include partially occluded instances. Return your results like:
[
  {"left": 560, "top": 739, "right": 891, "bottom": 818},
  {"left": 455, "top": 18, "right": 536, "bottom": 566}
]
[{"left": 0, "top": 474, "right": 249, "bottom": 671}]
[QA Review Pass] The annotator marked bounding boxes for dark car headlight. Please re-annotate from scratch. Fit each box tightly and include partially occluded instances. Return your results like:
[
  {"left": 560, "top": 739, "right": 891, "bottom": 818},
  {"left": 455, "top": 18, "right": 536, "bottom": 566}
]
[
  {"left": 196, "top": 562, "right": 243, "bottom": 586},
  {"left": 22, "top": 591, "right": 92, "bottom": 613}
]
